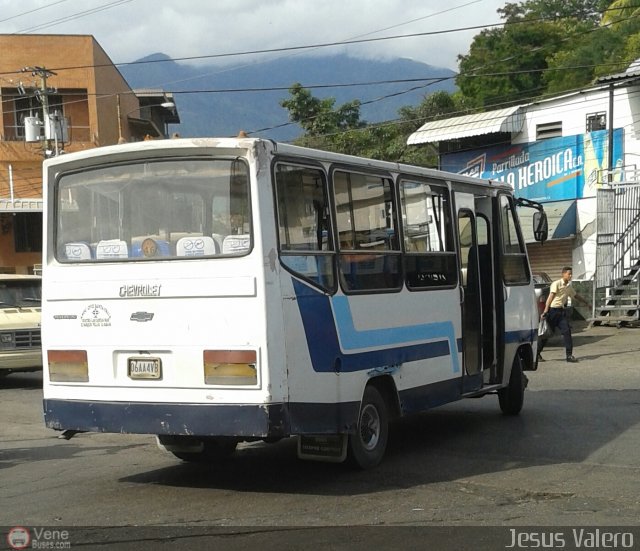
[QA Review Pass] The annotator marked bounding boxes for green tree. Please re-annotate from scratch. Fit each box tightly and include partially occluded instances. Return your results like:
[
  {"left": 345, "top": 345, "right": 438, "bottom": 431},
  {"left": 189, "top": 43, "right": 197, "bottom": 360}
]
[
  {"left": 280, "top": 85, "right": 460, "bottom": 167},
  {"left": 457, "top": 0, "right": 610, "bottom": 107},
  {"left": 596, "top": 4, "right": 640, "bottom": 76},
  {"left": 457, "top": 21, "right": 568, "bottom": 108},
  {"left": 502, "top": 0, "right": 609, "bottom": 23},
  {"left": 544, "top": 25, "right": 624, "bottom": 93},
  {"left": 602, "top": 0, "right": 640, "bottom": 27},
  {"left": 279, "top": 83, "right": 364, "bottom": 137}
]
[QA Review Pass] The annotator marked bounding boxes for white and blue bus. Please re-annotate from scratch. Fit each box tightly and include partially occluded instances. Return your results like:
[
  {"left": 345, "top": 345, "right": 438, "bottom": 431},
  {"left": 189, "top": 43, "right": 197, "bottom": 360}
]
[{"left": 42, "top": 137, "right": 547, "bottom": 468}]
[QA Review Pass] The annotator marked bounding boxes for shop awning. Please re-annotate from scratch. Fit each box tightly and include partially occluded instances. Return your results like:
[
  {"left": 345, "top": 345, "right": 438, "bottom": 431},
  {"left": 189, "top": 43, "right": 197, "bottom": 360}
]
[
  {"left": 407, "top": 105, "right": 525, "bottom": 145},
  {"left": 518, "top": 200, "right": 577, "bottom": 243}
]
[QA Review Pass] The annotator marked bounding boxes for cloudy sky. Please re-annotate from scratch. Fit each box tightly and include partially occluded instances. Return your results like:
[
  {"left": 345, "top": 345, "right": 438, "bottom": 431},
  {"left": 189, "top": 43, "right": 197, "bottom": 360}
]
[{"left": 0, "top": 0, "right": 509, "bottom": 70}]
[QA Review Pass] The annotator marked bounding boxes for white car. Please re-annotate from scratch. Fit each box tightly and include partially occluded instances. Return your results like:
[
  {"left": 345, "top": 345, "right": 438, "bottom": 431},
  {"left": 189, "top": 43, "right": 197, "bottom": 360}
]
[{"left": 0, "top": 274, "right": 42, "bottom": 376}]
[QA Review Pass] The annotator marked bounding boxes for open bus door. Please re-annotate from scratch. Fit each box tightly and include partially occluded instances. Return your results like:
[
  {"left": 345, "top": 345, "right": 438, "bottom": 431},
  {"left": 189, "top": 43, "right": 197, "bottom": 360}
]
[{"left": 455, "top": 193, "right": 483, "bottom": 393}]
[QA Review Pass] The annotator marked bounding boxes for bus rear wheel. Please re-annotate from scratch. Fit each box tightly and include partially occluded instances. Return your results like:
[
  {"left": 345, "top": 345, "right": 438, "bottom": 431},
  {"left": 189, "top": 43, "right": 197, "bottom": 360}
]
[
  {"left": 498, "top": 353, "right": 526, "bottom": 415},
  {"left": 347, "top": 385, "right": 389, "bottom": 469}
]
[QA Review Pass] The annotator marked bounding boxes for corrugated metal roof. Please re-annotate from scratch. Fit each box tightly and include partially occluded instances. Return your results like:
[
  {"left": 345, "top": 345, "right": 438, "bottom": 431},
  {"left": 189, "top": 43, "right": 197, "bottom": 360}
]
[
  {"left": 596, "top": 68, "right": 640, "bottom": 85},
  {"left": 407, "top": 105, "right": 525, "bottom": 145},
  {"left": 595, "top": 59, "right": 640, "bottom": 84}
]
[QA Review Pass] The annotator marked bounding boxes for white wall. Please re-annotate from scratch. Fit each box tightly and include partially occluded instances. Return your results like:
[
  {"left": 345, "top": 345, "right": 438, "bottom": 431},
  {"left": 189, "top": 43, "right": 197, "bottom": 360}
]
[{"left": 512, "top": 84, "right": 640, "bottom": 281}]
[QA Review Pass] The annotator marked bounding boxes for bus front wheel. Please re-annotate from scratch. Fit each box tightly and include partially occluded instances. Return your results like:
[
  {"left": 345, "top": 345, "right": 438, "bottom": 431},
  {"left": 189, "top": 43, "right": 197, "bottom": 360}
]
[
  {"left": 498, "top": 353, "right": 526, "bottom": 415},
  {"left": 347, "top": 385, "right": 389, "bottom": 469}
]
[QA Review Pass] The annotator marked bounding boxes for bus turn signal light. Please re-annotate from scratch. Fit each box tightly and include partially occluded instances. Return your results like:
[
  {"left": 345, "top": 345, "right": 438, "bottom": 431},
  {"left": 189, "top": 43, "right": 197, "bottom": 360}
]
[
  {"left": 203, "top": 350, "right": 257, "bottom": 385},
  {"left": 48, "top": 350, "right": 89, "bottom": 382}
]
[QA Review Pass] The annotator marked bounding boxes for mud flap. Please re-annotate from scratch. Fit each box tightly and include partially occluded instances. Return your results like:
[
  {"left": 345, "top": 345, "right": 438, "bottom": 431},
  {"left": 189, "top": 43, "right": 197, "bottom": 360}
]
[{"left": 297, "top": 434, "right": 347, "bottom": 463}]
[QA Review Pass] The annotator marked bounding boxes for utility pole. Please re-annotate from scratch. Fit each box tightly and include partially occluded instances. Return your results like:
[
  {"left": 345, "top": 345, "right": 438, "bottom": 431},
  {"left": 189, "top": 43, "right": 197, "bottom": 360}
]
[{"left": 21, "top": 66, "right": 57, "bottom": 157}]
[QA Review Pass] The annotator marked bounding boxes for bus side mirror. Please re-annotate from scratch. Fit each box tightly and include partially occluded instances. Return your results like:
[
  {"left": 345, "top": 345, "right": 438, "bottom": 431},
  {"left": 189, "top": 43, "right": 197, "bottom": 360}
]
[{"left": 533, "top": 211, "right": 548, "bottom": 243}]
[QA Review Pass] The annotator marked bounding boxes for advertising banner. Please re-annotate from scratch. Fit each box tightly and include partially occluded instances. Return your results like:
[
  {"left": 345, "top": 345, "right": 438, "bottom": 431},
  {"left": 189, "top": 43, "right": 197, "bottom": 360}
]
[{"left": 441, "top": 129, "right": 624, "bottom": 201}]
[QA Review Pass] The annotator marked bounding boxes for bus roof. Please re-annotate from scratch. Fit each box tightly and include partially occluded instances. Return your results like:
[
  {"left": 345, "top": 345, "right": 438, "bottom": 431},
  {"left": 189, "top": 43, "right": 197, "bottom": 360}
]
[{"left": 44, "top": 137, "right": 513, "bottom": 193}]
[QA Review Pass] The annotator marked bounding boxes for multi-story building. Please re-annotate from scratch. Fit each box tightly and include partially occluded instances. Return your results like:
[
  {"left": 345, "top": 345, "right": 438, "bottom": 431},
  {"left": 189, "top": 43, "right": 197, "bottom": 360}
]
[
  {"left": 0, "top": 34, "right": 179, "bottom": 274},
  {"left": 408, "top": 65, "right": 640, "bottom": 323}
]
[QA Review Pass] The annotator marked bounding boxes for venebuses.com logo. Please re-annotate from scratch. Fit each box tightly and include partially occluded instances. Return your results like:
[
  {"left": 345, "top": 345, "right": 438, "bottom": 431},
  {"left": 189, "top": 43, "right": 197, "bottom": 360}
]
[
  {"left": 6, "top": 527, "right": 30, "bottom": 550},
  {"left": 6, "top": 526, "right": 71, "bottom": 549}
]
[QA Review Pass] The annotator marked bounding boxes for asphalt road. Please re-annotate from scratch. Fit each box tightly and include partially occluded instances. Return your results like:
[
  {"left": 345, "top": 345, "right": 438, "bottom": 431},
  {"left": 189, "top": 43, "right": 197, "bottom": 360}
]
[{"left": 1, "top": 322, "right": 640, "bottom": 549}]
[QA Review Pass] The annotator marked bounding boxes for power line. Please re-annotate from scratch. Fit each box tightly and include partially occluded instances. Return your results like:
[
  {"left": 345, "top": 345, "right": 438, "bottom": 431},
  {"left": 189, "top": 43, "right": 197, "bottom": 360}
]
[
  {"left": 1, "top": 5, "right": 638, "bottom": 147},
  {"left": 252, "top": 59, "right": 640, "bottom": 148},
  {"left": 2, "top": 58, "right": 636, "bottom": 145},
  {"left": 3, "top": 83, "right": 639, "bottom": 190},
  {"left": 250, "top": 11, "right": 640, "bottom": 136},
  {"left": 124, "top": 0, "right": 484, "bottom": 96},
  {"left": 0, "top": 11, "right": 587, "bottom": 77},
  {"left": 12, "top": 0, "right": 136, "bottom": 34},
  {"left": 0, "top": 0, "right": 72, "bottom": 25},
  {"left": 0, "top": 4, "right": 629, "bottom": 79}
]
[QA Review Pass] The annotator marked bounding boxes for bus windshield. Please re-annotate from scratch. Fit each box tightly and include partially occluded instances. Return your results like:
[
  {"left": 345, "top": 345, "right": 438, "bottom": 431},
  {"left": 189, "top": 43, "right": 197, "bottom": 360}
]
[{"left": 55, "top": 157, "right": 251, "bottom": 262}]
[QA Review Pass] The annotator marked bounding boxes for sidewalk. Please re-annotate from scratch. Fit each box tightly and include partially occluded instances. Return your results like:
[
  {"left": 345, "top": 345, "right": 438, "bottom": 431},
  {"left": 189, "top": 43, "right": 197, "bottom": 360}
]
[{"left": 529, "top": 321, "right": 640, "bottom": 391}]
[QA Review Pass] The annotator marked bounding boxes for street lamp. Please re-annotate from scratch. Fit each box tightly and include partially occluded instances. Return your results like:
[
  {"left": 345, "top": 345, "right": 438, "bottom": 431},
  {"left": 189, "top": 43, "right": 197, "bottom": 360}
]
[{"left": 117, "top": 96, "right": 176, "bottom": 141}]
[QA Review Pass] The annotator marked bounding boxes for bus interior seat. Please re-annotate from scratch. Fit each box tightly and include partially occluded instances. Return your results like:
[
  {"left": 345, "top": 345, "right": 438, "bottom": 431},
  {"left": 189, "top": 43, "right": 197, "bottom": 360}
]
[
  {"left": 176, "top": 236, "right": 217, "bottom": 256},
  {"left": 222, "top": 234, "right": 250, "bottom": 254},
  {"left": 64, "top": 242, "right": 92, "bottom": 260},
  {"left": 95, "top": 239, "right": 129, "bottom": 259}
]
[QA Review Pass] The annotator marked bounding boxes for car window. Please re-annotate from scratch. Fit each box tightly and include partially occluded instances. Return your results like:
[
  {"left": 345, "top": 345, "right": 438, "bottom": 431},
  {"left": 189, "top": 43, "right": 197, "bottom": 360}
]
[
  {"left": 0, "top": 278, "right": 41, "bottom": 308},
  {"left": 533, "top": 273, "right": 551, "bottom": 284}
]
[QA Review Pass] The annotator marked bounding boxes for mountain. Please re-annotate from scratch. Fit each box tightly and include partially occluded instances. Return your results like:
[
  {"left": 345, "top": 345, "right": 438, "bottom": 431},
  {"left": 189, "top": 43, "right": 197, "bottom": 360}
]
[{"left": 120, "top": 53, "right": 456, "bottom": 141}]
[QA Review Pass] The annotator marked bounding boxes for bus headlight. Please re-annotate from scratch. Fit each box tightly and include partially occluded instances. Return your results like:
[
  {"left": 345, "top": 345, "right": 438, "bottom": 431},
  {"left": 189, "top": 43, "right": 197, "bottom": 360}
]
[
  {"left": 48, "top": 350, "right": 89, "bottom": 382},
  {"left": 203, "top": 350, "right": 257, "bottom": 385}
]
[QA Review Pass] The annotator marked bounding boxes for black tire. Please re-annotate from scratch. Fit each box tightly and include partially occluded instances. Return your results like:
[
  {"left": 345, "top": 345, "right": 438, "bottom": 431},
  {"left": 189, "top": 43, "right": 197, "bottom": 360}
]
[
  {"left": 167, "top": 437, "right": 238, "bottom": 463},
  {"left": 347, "top": 385, "right": 389, "bottom": 469},
  {"left": 498, "top": 352, "right": 526, "bottom": 415}
]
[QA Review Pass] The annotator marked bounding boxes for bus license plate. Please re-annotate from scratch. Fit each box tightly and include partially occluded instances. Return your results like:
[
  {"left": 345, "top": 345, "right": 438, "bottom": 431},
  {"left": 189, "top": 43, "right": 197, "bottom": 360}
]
[{"left": 128, "top": 357, "right": 162, "bottom": 379}]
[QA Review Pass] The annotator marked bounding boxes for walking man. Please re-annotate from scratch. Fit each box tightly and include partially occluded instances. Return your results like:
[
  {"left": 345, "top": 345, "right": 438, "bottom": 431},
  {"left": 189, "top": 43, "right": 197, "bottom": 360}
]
[{"left": 538, "top": 266, "right": 589, "bottom": 363}]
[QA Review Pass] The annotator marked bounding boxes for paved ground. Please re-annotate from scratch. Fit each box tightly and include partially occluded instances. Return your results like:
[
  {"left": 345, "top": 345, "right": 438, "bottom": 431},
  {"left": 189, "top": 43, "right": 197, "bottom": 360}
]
[
  {"left": 528, "top": 320, "right": 640, "bottom": 390},
  {"left": 1, "top": 320, "right": 640, "bottom": 549}
]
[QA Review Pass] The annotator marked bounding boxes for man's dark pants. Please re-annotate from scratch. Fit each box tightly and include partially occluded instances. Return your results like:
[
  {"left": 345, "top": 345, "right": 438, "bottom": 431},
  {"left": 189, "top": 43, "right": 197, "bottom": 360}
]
[{"left": 538, "top": 307, "right": 573, "bottom": 357}]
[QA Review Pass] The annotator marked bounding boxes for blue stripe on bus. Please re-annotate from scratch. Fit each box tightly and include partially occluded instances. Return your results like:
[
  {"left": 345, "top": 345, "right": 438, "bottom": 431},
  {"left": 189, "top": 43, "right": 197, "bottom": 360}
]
[
  {"left": 331, "top": 295, "right": 461, "bottom": 373},
  {"left": 292, "top": 280, "right": 460, "bottom": 374},
  {"left": 505, "top": 329, "right": 536, "bottom": 344}
]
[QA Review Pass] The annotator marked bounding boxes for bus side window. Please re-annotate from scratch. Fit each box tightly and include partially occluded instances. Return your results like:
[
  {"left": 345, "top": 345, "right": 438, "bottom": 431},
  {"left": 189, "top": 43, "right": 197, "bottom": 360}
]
[
  {"left": 274, "top": 163, "right": 335, "bottom": 292},
  {"left": 399, "top": 178, "right": 456, "bottom": 289},
  {"left": 499, "top": 195, "right": 529, "bottom": 284},
  {"left": 333, "top": 170, "right": 401, "bottom": 293}
]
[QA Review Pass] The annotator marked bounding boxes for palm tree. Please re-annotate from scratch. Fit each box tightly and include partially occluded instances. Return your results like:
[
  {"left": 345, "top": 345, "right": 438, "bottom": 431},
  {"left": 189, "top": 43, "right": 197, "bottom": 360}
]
[{"left": 602, "top": 0, "right": 640, "bottom": 28}]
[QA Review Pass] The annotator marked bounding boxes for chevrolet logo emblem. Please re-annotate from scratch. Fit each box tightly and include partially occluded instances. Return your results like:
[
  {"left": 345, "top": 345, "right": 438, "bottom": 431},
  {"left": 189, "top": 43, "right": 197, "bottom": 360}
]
[{"left": 130, "top": 312, "right": 154, "bottom": 322}]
